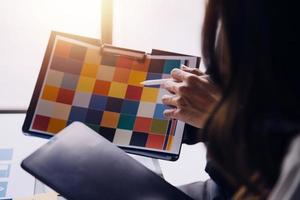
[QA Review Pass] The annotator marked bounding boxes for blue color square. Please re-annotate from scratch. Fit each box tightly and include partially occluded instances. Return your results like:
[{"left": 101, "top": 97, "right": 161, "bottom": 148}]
[
  {"left": 105, "top": 97, "right": 123, "bottom": 113},
  {"left": 153, "top": 104, "right": 167, "bottom": 119},
  {"left": 146, "top": 72, "right": 162, "bottom": 80},
  {"left": 0, "top": 149, "right": 13, "bottom": 161},
  {"left": 89, "top": 95, "right": 108, "bottom": 111},
  {"left": 69, "top": 106, "right": 88, "bottom": 122},
  {"left": 163, "top": 60, "right": 181, "bottom": 74},
  {"left": 85, "top": 109, "right": 103, "bottom": 124},
  {"left": 0, "top": 164, "right": 11, "bottom": 178},
  {"left": 0, "top": 182, "right": 8, "bottom": 197},
  {"left": 121, "top": 100, "right": 139, "bottom": 115}
]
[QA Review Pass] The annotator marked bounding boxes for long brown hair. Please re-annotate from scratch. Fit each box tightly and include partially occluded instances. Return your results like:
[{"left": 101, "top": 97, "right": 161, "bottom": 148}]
[{"left": 202, "top": 0, "right": 299, "bottom": 197}]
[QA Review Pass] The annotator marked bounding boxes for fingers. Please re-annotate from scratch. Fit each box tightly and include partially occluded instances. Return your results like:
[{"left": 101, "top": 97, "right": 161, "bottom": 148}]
[
  {"left": 180, "top": 65, "right": 204, "bottom": 76},
  {"left": 161, "top": 94, "right": 188, "bottom": 108},
  {"left": 163, "top": 108, "right": 178, "bottom": 119},
  {"left": 162, "top": 80, "right": 180, "bottom": 94},
  {"left": 170, "top": 68, "right": 193, "bottom": 82}
]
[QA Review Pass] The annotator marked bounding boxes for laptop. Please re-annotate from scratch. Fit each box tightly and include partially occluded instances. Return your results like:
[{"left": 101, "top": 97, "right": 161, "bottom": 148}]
[{"left": 21, "top": 122, "right": 192, "bottom": 200}]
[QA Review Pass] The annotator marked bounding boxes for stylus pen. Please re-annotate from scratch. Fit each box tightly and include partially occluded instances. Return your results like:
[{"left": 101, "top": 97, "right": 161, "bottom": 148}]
[
  {"left": 140, "top": 78, "right": 172, "bottom": 86},
  {"left": 140, "top": 75, "right": 209, "bottom": 86}
]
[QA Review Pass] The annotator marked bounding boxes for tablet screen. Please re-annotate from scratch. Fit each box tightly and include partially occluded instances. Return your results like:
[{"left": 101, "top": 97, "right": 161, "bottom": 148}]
[{"left": 23, "top": 32, "right": 199, "bottom": 158}]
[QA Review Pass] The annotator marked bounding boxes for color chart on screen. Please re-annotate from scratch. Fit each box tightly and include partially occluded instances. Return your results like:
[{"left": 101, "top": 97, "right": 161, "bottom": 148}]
[{"left": 28, "top": 35, "right": 198, "bottom": 154}]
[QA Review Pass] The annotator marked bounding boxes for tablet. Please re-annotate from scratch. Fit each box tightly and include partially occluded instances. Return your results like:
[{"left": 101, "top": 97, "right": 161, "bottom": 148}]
[
  {"left": 22, "top": 31, "right": 200, "bottom": 160},
  {"left": 21, "top": 122, "right": 192, "bottom": 200}
]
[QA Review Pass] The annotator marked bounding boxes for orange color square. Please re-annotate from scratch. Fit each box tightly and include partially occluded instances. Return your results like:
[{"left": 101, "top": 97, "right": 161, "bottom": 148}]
[
  {"left": 41, "top": 85, "right": 59, "bottom": 101},
  {"left": 166, "top": 135, "right": 174, "bottom": 151},
  {"left": 131, "top": 59, "right": 150, "bottom": 72},
  {"left": 134, "top": 117, "right": 152, "bottom": 132},
  {"left": 93, "top": 80, "right": 111, "bottom": 95},
  {"left": 81, "top": 63, "right": 98, "bottom": 78},
  {"left": 101, "top": 111, "right": 120, "bottom": 128},
  {"left": 146, "top": 134, "right": 165, "bottom": 149},
  {"left": 128, "top": 70, "right": 147, "bottom": 86},
  {"left": 54, "top": 40, "right": 71, "bottom": 58},
  {"left": 140, "top": 87, "right": 159, "bottom": 102},
  {"left": 47, "top": 118, "right": 67, "bottom": 134},
  {"left": 112, "top": 68, "right": 131, "bottom": 83},
  {"left": 108, "top": 82, "right": 127, "bottom": 98},
  {"left": 116, "top": 57, "right": 133, "bottom": 69}
]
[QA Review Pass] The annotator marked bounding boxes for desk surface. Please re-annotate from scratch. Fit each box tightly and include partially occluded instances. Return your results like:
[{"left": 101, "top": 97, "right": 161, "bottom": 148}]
[{"left": 0, "top": 114, "right": 208, "bottom": 198}]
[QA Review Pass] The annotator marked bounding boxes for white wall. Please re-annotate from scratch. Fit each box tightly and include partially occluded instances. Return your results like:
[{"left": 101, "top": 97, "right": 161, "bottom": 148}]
[
  {"left": 113, "top": 0, "right": 205, "bottom": 56},
  {"left": 0, "top": 0, "right": 101, "bottom": 109}
]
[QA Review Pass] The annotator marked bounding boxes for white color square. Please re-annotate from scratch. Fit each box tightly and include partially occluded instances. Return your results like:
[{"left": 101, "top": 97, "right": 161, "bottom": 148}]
[
  {"left": 113, "top": 129, "right": 132, "bottom": 145},
  {"left": 45, "top": 70, "right": 64, "bottom": 87},
  {"left": 137, "top": 102, "right": 156, "bottom": 118},
  {"left": 52, "top": 102, "right": 71, "bottom": 120},
  {"left": 156, "top": 88, "right": 169, "bottom": 104},
  {"left": 72, "top": 91, "right": 92, "bottom": 108},
  {"left": 35, "top": 99, "right": 54, "bottom": 117}
]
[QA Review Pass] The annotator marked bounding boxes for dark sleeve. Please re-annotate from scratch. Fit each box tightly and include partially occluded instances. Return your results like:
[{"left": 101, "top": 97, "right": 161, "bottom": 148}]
[
  {"left": 182, "top": 124, "right": 205, "bottom": 144},
  {"left": 205, "top": 161, "right": 234, "bottom": 198}
]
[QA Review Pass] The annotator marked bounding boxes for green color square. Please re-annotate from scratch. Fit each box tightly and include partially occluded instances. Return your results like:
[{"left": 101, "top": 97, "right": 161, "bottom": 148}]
[
  {"left": 163, "top": 60, "right": 181, "bottom": 74},
  {"left": 117, "top": 114, "right": 136, "bottom": 130},
  {"left": 151, "top": 119, "right": 169, "bottom": 134}
]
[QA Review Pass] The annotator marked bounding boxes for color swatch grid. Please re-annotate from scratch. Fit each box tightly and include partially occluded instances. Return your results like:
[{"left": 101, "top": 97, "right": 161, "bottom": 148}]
[
  {"left": 30, "top": 37, "right": 190, "bottom": 152},
  {"left": 0, "top": 148, "right": 13, "bottom": 198}
]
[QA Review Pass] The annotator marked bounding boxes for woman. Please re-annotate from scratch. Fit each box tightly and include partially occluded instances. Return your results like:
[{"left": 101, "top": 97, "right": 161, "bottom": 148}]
[{"left": 162, "top": 0, "right": 299, "bottom": 199}]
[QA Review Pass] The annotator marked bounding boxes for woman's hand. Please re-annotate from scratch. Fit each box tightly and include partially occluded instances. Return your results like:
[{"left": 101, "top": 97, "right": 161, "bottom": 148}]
[{"left": 162, "top": 65, "right": 221, "bottom": 128}]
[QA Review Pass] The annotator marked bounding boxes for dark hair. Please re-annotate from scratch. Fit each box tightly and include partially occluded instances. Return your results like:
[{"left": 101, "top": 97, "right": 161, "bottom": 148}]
[{"left": 202, "top": 0, "right": 299, "bottom": 196}]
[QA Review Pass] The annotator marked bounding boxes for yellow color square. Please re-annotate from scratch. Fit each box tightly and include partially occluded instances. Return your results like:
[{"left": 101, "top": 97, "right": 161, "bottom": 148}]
[
  {"left": 84, "top": 48, "right": 101, "bottom": 65},
  {"left": 128, "top": 70, "right": 147, "bottom": 86},
  {"left": 97, "top": 65, "right": 115, "bottom": 81},
  {"left": 42, "top": 85, "right": 59, "bottom": 101},
  {"left": 141, "top": 87, "right": 159, "bottom": 102},
  {"left": 108, "top": 82, "right": 127, "bottom": 98},
  {"left": 47, "top": 118, "right": 67, "bottom": 134},
  {"left": 101, "top": 111, "right": 120, "bottom": 128},
  {"left": 76, "top": 76, "right": 96, "bottom": 92},
  {"left": 81, "top": 63, "right": 98, "bottom": 78}
]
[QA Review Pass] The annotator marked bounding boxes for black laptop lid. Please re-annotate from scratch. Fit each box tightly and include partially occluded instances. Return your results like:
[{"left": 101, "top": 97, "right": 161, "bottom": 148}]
[{"left": 21, "top": 122, "right": 192, "bottom": 200}]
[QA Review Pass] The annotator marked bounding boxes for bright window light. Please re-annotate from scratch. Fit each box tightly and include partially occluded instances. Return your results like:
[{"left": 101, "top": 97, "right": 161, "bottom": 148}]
[{"left": 0, "top": 0, "right": 101, "bottom": 109}]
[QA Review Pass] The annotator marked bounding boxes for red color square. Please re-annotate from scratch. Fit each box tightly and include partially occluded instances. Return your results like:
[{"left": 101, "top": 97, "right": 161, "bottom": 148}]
[
  {"left": 116, "top": 57, "right": 133, "bottom": 69},
  {"left": 32, "top": 115, "right": 50, "bottom": 131},
  {"left": 134, "top": 117, "right": 152, "bottom": 132},
  {"left": 125, "top": 85, "right": 143, "bottom": 100},
  {"left": 146, "top": 134, "right": 165, "bottom": 149},
  {"left": 57, "top": 88, "right": 75, "bottom": 104},
  {"left": 94, "top": 80, "right": 111, "bottom": 95}
]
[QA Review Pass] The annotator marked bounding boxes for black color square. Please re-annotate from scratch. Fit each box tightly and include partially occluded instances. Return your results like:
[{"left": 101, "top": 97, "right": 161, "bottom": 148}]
[
  {"left": 105, "top": 97, "right": 123, "bottom": 112},
  {"left": 85, "top": 109, "right": 103, "bottom": 124},
  {"left": 148, "top": 59, "right": 165, "bottom": 73},
  {"left": 99, "top": 127, "right": 115, "bottom": 142},
  {"left": 101, "top": 55, "right": 117, "bottom": 66},
  {"left": 69, "top": 44, "right": 87, "bottom": 61},
  {"left": 130, "top": 132, "right": 148, "bottom": 147}
]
